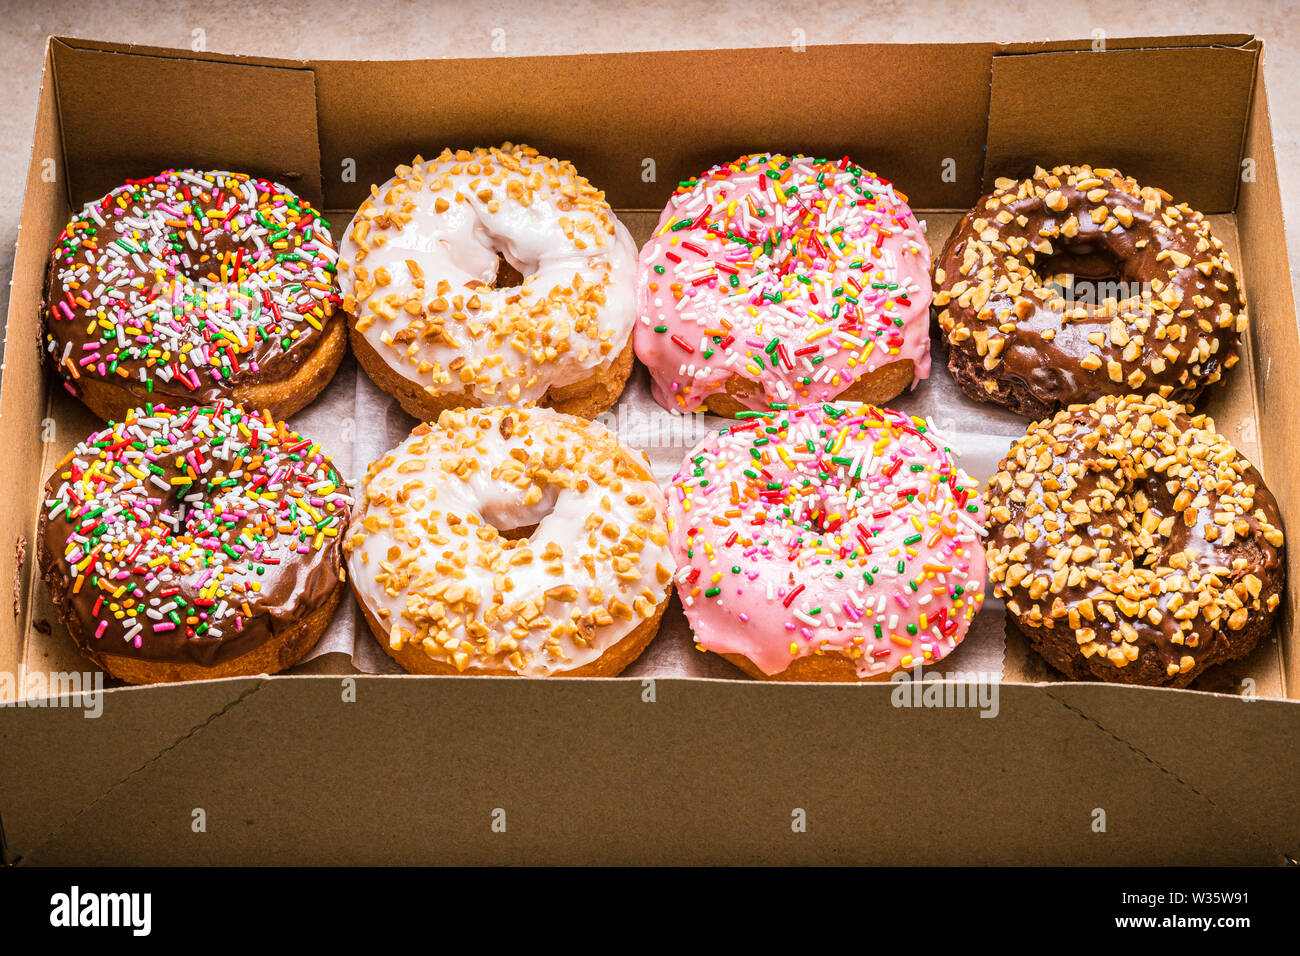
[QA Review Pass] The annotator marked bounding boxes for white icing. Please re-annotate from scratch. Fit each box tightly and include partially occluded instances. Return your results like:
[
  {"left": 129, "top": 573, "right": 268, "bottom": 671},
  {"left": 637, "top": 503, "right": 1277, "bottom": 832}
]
[
  {"left": 346, "top": 406, "right": 675, "bottom": 676},
  {"left": 339, "top": 147, "right": 637, "bottom": 406}
]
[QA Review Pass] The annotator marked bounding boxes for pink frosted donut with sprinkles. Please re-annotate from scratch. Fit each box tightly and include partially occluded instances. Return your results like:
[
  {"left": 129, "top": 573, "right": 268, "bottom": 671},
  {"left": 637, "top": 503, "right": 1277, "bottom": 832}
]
[
  {"left": 667, "top": 404, "right": 987, "bottom": 681},
  {"left": 635, "top": 153, "right": 933, "bottom": 417},
  {"left": 43, "top": 169, "right": 345, "bottom": 423}
]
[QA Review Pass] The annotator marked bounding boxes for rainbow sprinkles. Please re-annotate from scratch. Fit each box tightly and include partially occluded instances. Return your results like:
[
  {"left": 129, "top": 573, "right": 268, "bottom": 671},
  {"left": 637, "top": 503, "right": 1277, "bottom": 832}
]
[
  {"left": 45, "top": 168, "right": 339, "bottom": 405},
  {"left": 40, "top": 404, "right": 351, "bottom": 666},
  {"left": 634, "top": 153, "right": 933, "bottom": 413},
  {"left": 667, "top": 403, "right": 986, "bottom": 678}
]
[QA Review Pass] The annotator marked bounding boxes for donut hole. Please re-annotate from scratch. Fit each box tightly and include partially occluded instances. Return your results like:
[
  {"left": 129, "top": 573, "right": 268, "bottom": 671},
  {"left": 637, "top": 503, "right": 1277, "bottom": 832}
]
[
  {"left": 1034, "top": 243, "right": 1140, "bottom": 306},
  {"left": 491, "top": 254, "right": 528, "bottom": 290},
  {"left": 807, "top": 508, "right": 838, "bottom": 535},
  {"left": 481, "top": 484, "right": 560, "bottom": 543}
]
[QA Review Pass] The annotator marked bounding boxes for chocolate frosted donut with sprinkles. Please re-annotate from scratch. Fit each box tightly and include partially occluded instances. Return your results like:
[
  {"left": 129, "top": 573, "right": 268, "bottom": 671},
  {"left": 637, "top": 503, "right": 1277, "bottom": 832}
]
[
  {"left": 37, "top": 404, "right": 352, "bottom": 684},
  {"left": 635, "top": 153, "right": 933, "bottom": 417},
  {"left": 44, "top": 169, "right": 345, "bottom": 423},
  {"left": 666, "top": 404, "right": 987, "bottom": 681}
]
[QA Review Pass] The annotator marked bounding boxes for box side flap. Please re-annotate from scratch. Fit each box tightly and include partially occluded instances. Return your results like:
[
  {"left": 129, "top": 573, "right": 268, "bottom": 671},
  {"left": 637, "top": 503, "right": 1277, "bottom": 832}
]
[
  {"left": 0, "top": 41, "right": 68, "bottom": 680},
  {"left": 1045, "top": 682, "right": 1300, "bottom": 853},
  {"left": 312, "top": 43, "right": 996, "bottom": 213},
  {"left": 983, "top": 44, "right": 1259, "bottom": 212},
  {"left": 6, "top": 677, "right": 1296, "bottom": 864},
  {"left": 1236, "top": 52, "right": 1299, "bottom": 698},
  {"left": 0, "top": 678, "right": 263, "bottom": 862},
  {"left": 50, "top": 39, "right": 323, "bottom": 209}
]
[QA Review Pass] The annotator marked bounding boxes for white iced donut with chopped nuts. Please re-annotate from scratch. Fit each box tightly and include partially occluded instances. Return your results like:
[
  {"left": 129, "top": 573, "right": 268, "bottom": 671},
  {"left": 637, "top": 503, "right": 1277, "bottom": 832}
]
[
  {"left": 339, "top": 144, "right": 639, "bottom": 421},
  {"left": 345, "top": 406, "right": 675, "bottom": 676}
]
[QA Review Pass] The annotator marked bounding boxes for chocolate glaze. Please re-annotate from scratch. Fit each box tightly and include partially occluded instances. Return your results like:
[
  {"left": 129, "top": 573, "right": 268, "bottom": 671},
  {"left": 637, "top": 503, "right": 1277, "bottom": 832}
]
[
  {"left": 37, "top": 406, "right": 350, "bottom": 667},
  {"left": 934, "top": 165, "right": 1245, "bottom": 415},
  {"left": 43, "top": 169, "right": 339, "bottom": 411},
  {"left": 985, "top": 395, "right": 1285, "bottom": 686}
]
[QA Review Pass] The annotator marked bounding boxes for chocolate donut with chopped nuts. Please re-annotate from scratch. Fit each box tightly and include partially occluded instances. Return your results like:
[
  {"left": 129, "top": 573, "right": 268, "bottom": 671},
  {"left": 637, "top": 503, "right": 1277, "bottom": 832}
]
[
  {"left": 985, "top": 394, "right": 1284, "bottom": 687},
  {"left": 933, "top": 165, "right": 1246, "bottom": 418}
]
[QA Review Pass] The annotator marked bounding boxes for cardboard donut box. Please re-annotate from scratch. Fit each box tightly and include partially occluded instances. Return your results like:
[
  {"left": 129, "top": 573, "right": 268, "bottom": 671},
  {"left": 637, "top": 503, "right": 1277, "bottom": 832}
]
[{"left": 1, "top": 33, "right": 1297, "bottom": 865}]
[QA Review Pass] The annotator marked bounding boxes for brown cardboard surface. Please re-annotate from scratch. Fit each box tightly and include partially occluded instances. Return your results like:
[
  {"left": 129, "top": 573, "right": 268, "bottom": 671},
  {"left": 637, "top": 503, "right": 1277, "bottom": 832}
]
[
  {"left": 0, "top": 42, "right": 68, "bottom": 680},
  {"left": 984, "top": 43, "right": 1260, "bottom": 213},
  {"left": 994, "top": 34, "right": 1258, "bottom": 56},
  {"left": 1238, "top": 54, "right": 1300, "bottom": 695},
  {"left": 0, "top": 679, "right": 264, "bottom": 864},
  {"left": 3, "top": 677, "right": 1295, "bottom": 865},
  {"left": 50, "top": 38, "right": 323, "bottom": 209},
  {"left": 312, "top": 43, "right": 994, "bottom": 214},
  {"left": 1, "top": 33, "right": 1298, "bottom": 865}
]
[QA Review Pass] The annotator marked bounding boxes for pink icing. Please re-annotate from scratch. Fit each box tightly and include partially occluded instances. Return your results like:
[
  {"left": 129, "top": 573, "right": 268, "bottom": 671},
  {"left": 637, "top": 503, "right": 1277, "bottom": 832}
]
[
  {"left": 667, "top": 404, "right": 987, "bottom": 678},
  {"left": 634, "top": 153, "right": 933, "bottom": 413}
]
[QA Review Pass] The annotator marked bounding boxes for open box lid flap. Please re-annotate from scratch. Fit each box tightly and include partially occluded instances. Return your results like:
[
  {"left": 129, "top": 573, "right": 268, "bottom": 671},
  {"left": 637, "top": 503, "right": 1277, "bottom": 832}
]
[
  {"left": 984, "top": 41, "right": 1260, "bottom": 212},
  {"left": 49, "top": 37, "right": 323, "bottom": 209},
  {"left": 46, "top": 33, "right": 1264, "bottom": 215}
]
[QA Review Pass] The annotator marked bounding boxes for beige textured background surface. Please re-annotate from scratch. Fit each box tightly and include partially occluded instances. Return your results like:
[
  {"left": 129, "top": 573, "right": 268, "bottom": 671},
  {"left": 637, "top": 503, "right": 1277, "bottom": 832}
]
[{"left": 2, "top": 0, "right": 1298, "bottom": 348}]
